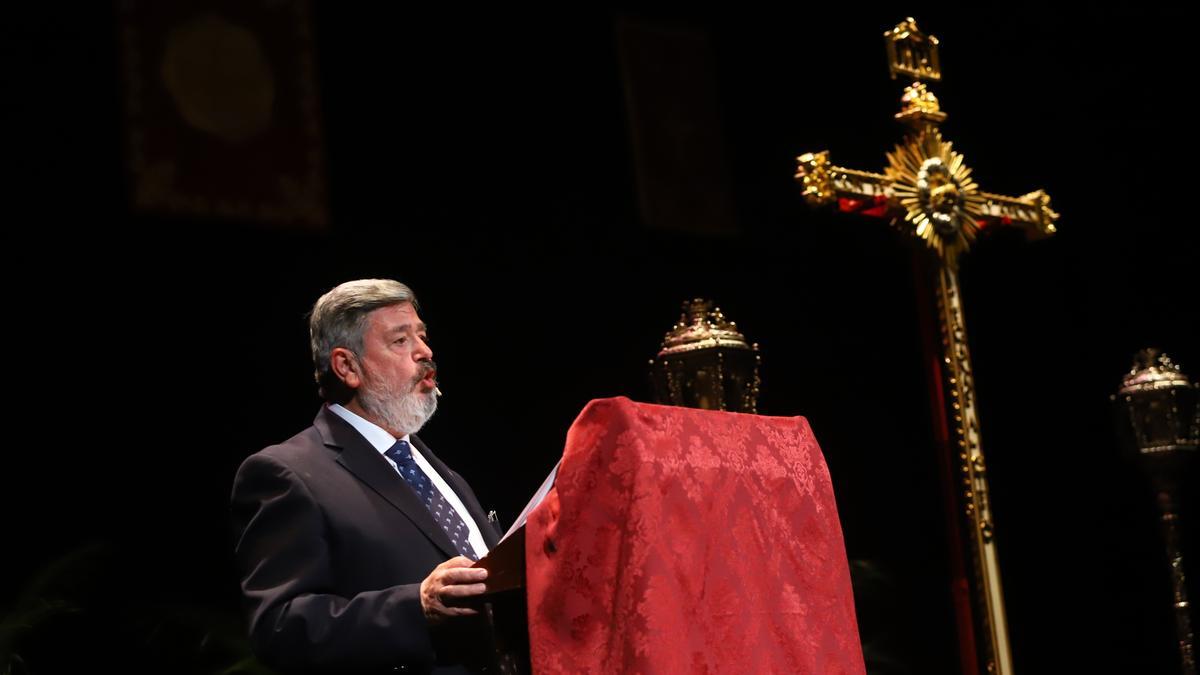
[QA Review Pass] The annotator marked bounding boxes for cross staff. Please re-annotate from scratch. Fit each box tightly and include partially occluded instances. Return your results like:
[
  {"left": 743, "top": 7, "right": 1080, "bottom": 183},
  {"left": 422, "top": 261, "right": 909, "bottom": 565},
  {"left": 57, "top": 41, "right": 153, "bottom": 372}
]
[{"left": 795, "top": 18, "right": 1059, "bottom": 675}]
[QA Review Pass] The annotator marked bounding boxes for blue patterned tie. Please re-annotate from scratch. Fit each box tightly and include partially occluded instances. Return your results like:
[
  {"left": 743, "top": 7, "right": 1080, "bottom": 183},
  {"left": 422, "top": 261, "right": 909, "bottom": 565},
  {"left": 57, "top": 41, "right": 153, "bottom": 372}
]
[{"left": 384, "top": 439, "right": 478, "bottom": 561}]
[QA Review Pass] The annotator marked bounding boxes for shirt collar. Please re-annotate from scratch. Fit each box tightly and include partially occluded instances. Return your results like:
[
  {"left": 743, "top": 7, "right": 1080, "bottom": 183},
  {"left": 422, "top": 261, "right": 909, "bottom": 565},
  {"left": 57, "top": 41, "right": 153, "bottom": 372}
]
[{"left": 327, "top": 403, "right": 410, "bottom": 455}]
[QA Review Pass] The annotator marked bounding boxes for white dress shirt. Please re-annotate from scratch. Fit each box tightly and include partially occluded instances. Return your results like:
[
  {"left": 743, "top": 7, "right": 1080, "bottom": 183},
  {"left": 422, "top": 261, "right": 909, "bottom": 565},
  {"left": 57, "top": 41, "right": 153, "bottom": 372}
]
[{"left": 328, "top": 403, "right": 488, "bottom": 559}]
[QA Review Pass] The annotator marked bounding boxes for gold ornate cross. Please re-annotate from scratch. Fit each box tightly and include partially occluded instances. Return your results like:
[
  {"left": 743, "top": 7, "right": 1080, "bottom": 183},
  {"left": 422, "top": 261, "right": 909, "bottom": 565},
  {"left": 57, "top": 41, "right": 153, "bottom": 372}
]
[{"left": 795, "top": 18, "right": 1059, "bottom": 675}]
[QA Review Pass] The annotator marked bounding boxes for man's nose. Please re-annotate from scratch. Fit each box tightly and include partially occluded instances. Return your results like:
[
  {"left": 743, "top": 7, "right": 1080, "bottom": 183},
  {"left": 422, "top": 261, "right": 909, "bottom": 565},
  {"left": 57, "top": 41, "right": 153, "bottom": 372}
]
[{"left": 415, "top": 336, "right": 433, "bottom": 361}]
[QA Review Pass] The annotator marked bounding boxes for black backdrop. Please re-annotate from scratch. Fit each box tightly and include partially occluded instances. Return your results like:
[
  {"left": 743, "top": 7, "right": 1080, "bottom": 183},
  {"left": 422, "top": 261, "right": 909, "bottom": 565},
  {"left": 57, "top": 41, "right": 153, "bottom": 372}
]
[{"left": 7, "top": 5, "right": 1198, "bottom": 674}]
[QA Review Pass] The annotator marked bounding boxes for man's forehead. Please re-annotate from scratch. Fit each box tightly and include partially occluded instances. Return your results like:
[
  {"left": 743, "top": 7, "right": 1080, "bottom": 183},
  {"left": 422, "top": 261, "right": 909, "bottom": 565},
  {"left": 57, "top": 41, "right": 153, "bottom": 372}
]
[{"left": 370, "top": 303, "right": 425, "bottom": 332}]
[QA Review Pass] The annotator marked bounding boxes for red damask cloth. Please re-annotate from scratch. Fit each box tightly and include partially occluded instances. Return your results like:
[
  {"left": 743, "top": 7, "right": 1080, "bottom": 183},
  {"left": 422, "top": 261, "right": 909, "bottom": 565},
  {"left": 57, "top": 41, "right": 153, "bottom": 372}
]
[{"left": 525, "top": 397, "right": 864, "bottom": 674}]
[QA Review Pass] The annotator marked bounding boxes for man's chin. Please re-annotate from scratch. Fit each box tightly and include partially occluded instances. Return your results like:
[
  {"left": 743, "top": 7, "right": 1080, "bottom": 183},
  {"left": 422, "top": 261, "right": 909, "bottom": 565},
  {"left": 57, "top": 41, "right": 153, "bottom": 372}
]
[
  {"left": 359, "top": 386, "right": 437, "bottom": 436},
  {"left": 413, "top": 391, "right": 438, "bottom": 425}
]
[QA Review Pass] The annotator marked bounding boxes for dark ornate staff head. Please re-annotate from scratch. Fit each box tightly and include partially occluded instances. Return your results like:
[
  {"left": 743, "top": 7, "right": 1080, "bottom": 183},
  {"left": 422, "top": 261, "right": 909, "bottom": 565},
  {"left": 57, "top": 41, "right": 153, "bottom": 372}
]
[{"left": 1112, "top": 348, "right": 1199, "bottom": 483}]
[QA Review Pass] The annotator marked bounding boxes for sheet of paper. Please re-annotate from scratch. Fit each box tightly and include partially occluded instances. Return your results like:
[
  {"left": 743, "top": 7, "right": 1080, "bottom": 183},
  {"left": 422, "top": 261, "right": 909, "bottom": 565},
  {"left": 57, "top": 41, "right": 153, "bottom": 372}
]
[{"left": 500, "top": 460, "right": 560, "bottom": 543}]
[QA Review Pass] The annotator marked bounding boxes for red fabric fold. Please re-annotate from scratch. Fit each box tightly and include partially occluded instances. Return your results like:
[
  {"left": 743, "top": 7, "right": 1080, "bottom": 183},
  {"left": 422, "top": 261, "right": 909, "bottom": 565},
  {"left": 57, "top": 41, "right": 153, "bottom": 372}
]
[{"left": 526, "top": 397, "right": 865, "bottom": 674}]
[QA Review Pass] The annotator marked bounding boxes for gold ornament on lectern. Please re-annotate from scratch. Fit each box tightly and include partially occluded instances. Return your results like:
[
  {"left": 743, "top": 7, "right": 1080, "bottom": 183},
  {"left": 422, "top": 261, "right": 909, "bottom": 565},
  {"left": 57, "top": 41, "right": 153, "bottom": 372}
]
[{"left": 649, "top": 299, "right": 761, "bottom": 414}]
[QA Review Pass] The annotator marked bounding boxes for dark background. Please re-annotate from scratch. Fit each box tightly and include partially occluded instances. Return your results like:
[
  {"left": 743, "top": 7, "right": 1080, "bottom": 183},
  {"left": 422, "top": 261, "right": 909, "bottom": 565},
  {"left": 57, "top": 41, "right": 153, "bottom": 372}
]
[{"left": 6, "top": 4, "right": 1197, "bottom": 674}]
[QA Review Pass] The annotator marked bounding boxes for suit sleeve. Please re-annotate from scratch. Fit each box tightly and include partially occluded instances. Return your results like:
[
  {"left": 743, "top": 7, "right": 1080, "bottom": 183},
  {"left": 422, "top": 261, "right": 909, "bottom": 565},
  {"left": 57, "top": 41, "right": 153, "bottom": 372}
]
[{"left": 231, "top": 452, "right": 435, "bottom": 671}]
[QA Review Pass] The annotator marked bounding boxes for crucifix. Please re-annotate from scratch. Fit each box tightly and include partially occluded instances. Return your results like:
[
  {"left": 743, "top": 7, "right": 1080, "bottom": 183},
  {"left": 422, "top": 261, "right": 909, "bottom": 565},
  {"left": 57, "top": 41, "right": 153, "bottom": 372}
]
[{"left": 795, "top": 18, "right": 1059, "bottom": 675}]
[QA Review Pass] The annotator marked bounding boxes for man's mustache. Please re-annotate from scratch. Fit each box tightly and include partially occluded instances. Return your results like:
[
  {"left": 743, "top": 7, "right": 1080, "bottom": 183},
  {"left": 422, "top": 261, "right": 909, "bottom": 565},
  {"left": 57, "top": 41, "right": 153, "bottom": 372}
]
[
  {"left": 413, "top": 360, "right": 438, "bottom": 384},
  {"left": 415, "top": 361, "right": 442, "bottom": 397}
]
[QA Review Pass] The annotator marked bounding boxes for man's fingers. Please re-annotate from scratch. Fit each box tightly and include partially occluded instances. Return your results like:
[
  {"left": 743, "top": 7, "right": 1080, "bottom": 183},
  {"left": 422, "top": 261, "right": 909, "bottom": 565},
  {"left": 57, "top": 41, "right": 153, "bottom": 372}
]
[
  {"left": 439, "top": 582, "right": 488, "bottom": 598},
  {"left": 421, "top": 558, "right": 488, "bottom": 624},
  {"left": 425, "top": 602, "right": 478, "bottom": 617},
  {"left": 438, "top": 567, "right": 488, "bottom": 585}
]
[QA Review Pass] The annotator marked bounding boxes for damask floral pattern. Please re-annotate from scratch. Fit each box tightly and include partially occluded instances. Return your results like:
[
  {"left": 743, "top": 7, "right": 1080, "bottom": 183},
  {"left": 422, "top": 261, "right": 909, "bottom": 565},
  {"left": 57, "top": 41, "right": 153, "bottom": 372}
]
[{"left": 526, "top": 397, "right": 865, "bottom": 674}]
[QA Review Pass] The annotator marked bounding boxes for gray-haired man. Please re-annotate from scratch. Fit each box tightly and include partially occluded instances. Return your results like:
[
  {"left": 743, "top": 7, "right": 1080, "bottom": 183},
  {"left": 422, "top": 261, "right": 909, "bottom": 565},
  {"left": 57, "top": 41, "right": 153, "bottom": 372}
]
[{"left": 232, "top": 279, "right": 500, "bottom": 674}]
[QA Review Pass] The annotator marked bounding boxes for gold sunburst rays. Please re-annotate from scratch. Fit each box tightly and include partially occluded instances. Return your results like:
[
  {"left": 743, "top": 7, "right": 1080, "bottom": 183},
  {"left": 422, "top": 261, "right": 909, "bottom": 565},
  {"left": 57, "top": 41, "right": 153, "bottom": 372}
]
[{"left": 887, "top": 129, "right": 986, "bottom": 269}]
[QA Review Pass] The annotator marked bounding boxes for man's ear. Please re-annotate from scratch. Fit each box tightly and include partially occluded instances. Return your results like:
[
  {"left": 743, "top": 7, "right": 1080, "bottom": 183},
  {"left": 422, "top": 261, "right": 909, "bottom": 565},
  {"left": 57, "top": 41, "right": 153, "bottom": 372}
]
[{"left": 330, "top": 347, "right": 362, "bottom": 390}]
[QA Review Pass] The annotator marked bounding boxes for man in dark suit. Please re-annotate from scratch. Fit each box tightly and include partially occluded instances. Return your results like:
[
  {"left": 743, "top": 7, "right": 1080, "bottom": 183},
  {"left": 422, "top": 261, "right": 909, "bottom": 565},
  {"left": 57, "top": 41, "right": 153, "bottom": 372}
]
[{"left": 231, "top": 279, "right": 501, "bottom": 674}]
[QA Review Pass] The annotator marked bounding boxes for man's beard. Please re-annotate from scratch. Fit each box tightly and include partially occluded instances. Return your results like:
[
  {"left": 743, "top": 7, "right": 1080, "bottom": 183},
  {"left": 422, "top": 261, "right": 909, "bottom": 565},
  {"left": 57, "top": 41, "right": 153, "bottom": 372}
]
[{"left": 358, "top": 363, "right": 438, "bottom": 436}]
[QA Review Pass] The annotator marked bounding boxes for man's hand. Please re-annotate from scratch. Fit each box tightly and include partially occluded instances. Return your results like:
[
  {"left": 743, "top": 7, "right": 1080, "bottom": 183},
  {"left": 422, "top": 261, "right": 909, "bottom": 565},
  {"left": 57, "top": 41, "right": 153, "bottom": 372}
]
[{"left": 420, "top": 556, "right": 488, "bottom": 625}]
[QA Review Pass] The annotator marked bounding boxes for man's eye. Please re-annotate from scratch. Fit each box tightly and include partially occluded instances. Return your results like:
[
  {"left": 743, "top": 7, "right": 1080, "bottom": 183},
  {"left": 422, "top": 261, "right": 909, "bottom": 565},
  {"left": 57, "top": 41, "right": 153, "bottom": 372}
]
[
  {"left": 394, "top": 337, "right": 407, "bottom": 344},
  {"left": 419, "top": 335, "right": 430, "bottom": 344}
]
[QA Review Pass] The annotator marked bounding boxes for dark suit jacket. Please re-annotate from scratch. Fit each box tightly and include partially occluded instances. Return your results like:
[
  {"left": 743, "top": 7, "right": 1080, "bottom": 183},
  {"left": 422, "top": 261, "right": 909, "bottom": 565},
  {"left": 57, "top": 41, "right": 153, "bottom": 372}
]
[{"left": 231, "top": 406, "right": 502, "bottom": 674}]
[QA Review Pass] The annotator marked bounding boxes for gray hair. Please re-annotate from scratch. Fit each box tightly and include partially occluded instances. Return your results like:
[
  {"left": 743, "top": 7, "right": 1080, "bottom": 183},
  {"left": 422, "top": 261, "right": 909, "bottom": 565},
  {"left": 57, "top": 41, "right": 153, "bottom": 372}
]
[{"left": 309, "top": 279, "right": 419, "bottom": 402}]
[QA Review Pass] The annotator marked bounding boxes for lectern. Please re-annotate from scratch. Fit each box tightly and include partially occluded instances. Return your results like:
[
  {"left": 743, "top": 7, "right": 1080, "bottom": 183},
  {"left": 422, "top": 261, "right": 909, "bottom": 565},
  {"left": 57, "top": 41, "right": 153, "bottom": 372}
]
[{"left": 477, "top": 397, "right": 864, "bottom": 674}]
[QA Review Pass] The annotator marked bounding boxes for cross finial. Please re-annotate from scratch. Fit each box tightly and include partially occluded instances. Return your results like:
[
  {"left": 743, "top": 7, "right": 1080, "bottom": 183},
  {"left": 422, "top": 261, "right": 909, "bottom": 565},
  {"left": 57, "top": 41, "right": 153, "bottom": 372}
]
[{"left": 884, "top": 17, "right": 941, "bottom": 82}]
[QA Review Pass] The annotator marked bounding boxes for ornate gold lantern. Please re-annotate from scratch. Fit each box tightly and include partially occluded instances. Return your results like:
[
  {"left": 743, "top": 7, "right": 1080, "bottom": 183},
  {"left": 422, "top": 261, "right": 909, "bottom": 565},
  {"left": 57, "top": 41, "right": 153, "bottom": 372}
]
[{"left": 649, "top": 299, "right": 760, "bottom": 413}]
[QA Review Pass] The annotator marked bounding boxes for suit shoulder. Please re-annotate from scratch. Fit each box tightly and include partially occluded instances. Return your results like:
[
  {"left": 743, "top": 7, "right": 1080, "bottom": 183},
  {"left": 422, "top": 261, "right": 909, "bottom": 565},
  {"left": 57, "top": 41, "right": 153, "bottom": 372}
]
[
  {"left": 232, "top": 424, "right": 331, "bottom": 503},
  {"left": 239, "top": 424, "right": 329, "bottom": 474}
]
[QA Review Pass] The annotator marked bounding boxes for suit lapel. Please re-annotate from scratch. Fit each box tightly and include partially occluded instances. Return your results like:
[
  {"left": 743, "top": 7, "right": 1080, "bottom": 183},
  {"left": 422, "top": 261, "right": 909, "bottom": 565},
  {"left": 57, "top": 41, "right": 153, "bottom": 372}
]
[{"left": 314, "top": 407, "right": 460, "bottom": 559}]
